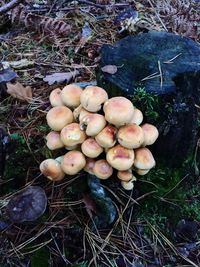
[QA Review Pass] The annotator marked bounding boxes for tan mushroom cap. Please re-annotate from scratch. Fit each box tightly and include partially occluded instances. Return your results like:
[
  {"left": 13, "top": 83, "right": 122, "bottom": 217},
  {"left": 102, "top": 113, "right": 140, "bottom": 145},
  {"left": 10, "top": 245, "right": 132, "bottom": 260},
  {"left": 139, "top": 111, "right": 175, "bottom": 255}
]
[
  {"left": 95, "top": 125, "right": 117, "bottom": 148},
  {"left": 61, "top": 84, "right": 83, "bottom": 109},
  {"left": 46, "top": 106, "right": 73, "bottom": 131},
  {"left": 121, "top": 180, "right": 134, "bottom": 190},
  {"left": 141, "top": 123, "right": 159, "bottom": 146},
  {"left": 60, "top": 123, "right": 86, "bottom": 147},
  {"left": 117, "top": 123, "right": 144, "bottom": 149},
  {"left": 73, "top": 104, "right": 91, "bottom": 122},
  {"left": 117, "top": 169, "right": 135, "bottom": 182},
  {"left": 103, "top": 97, "right": 135, "bottom": 126},
  {"left": 106, "top": 144, "right": 135, "bottom": 171},
  {"left": 130, "top": 108, "right": 143, "bottom": 125},
  {"left": 49, "top": 88, "right": 64, "bottom": 107},
  {"left": 40, "top": 159, "right": 65, "bottom": 181},
  {"left": 84, "top": 158, "right": 95, "bottom": 174},
  {"left": 134, "top": 147, "right": 155, "bottom": 170},
  {"left": 135, "top": 168, "right": 150, "bottom": 175},
  {"left": 61, "top": 151, "right": 86, "bottom": 175},
  {"left": 80, "top": 86, "right": 108, "bottom": 112},
  {"left": 80, "top": 113, "right": 106, "bottom": 136},
  {"left": 46, "top": 131, "right": 64, "bottom": 150},
  {"left": 93, "top": 159, "right": 113, "bottom": 179},
  {"left": 81, "top": 138, "right": 103, "bottom": 158}
]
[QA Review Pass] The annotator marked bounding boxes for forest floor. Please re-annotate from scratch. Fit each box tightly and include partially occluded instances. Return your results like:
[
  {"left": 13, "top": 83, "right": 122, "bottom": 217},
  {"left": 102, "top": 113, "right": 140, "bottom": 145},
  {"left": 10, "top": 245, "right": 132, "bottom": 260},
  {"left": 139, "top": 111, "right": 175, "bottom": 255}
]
[{"left": 0, "top": 0, "right": 200, "bottom": 266}]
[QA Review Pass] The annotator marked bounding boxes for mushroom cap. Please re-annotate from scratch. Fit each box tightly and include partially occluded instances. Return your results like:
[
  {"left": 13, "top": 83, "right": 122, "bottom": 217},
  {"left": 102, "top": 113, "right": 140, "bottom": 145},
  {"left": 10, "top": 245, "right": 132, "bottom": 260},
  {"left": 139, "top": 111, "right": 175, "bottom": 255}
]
[
  {"left": 46, "top": 106, "right": 73, "bottom": 131},
  {"left": 61, "top": 151, "right": 86, "bottom": 175},
  {"left": 117, "top": 169, "right": 134, "bottom": 182},
  {"left": 103, "top": 97, "right": 135, "bottom": 126},
  {"left": 81, "top": 138, "right": 103, "bottom": 158},
  {"left": 73, "top": 104, "right": 91, "bottom": 122},
  {"left": 84, "top": 158, "right": 95, "bottom": 174},
  {"left": 95, "top": 125, "right": 117, "bottom": 148},
  {"left": 61, "top": 84, "right": 83, "bottom": 109},
  {"left": 130, "top": 108, "right": 143, "bottom": 125},
  {"left": 117, "top": 123, "right": 144, "bottom": 149},
  {"left": 121, "top": 180, "right": 134, "bottom": 190},
  {"left": 80, "top": 86, "right": 108, "bottom": 112},
  {"left": 135, "top": 168, "right": 150, "bottom": 175},
  {"left": 46, "top": 131, "right": 64, "bottom": 150},
  {"left": 141, "top": 123, "right": 159, "bottom": 146},
  {"left": 40, "top": 159, "right": 65, "bottom": 181},
  {"left": 80, "top": 113, "right": 106, "bottom": 136},
  {"left": 134, "top": 147, "right": 155, "bottom": 170},
  {"left": 106, "top": 144, "right": 135, "bottom": 171},
  {"left": 93, "top": 159, "right": 113, "bottom": 179},
  {"left": 60, "top": 123, "right": 86, "bottom": 146},
  {"left": 49, "top": 88, "right": 63, "bottom": 107}
]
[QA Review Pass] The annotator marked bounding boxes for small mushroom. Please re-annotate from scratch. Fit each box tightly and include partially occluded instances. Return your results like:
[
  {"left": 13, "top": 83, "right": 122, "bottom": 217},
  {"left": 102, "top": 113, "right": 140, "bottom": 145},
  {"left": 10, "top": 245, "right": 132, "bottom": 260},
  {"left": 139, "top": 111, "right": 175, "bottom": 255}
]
[
  {"left": 93, "top": 159, "right": 113, "bottom": 179},
  {"left": 73, "top": 104, "right": 91, "bottom": 122},
  {"left": 121, "top": 180, "right": 134, "bottom": 190},
  {"left": 80, "top": 113, "right": 106, "bottom": 136},
  {"left": 130, "top": 108, "right": 143, "bottom": 125},
  {"left": 40, "top": 159, "right": 65, "bottom": 181},
  {"left": 60, "top": 123, "right": 86, "bottom": 147},
  {"left": 117, "top": 169, "right": 136, "bottom": 182},
  {"left": 80, "top": 85, "right": 108, "bottom": 112},
  {"left": 135, "top": 168, "right": 150, "bottom": 175},
  {"left": 84, "top": 158, "right": 95, "bottom": 174},
  {"left": 46, "top": 131, "right": 64, "bottom": 150},
  {"left": 61, "top": 84, "right": 83, "bottom": 109},
  {"left": 61, "top": 151, "right": 86, "bottom": 175},
  {"left": 106, "top": 144, "right": 135, "bottom": 171},
  {"left": 117, "top": 124, "right": 144, "bottom": 149},
  {"left": 49, "top": 88, "right": 63, "bottom": 107},
  {"left": 81, "top": 138, "right": 103, "bottom": 158},
  {"left": 95, "top": 125, "right": 117, "bottom": 148},
  {"left": 141, "top": 123, "right": 159, "bottom": 146},
  {"left": 46, "top": 106, "right": 73, "bottom": 131},
  {"left": 134, "top": 147, "right": 155, "bottom": 170},
  {"left": 103, "top": 97, "right": 135, "bottom": 126}
]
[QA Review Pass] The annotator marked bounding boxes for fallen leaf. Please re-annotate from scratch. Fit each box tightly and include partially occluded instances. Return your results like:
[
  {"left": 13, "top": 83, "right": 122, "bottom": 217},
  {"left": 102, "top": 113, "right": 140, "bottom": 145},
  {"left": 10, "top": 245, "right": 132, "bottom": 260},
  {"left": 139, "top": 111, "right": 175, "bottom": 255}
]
[
  {"left": 101, "top": 65, "right": 118, "bottom": 74},
  {"left": 0, "top": 68, "right": 18, "bottom": 83},
  {"left": 43, "top": 70, "right": 79, "bottom": 85},
  {"left": 3, "top": 59, "right": 35, "bottom": 70},
  {"left": 6, "top": 82, "right": 32, "bottom": 102}
]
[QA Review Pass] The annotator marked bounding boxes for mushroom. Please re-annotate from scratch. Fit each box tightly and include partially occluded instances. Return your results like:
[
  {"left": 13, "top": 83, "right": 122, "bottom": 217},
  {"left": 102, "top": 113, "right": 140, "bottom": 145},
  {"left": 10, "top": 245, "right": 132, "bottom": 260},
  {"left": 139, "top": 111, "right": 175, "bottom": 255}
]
[
  {"left": 80, "top": 113, "right": 106, "bottom": 136},
  {"left": 121, "top": 180, "right": 134, "bottom": 190},
  {"left": 46, "top": 106, "right": 73, "bottom": 131},
  {"left": 61, "top": 84, "right": 83, "bottom": 109},
  {"left": 141, "top": 123, "right": 159, "bottom": 146},
  {"left": 117, "top": 123, "right": 144, "bottom": 149},
  {"left": 65, "top": 145, "right": 80, "bottom": 151},
  {"left": 84, "top": 158, "right": 95, "bottom": 174},
  {"left": 40, "top": 159, "right": 65, "bottom": 181},
  {"left": 106, "top": 144, "right": 135, "bottom": 171},
  {"left": 95, "top": 125, "right": 117, "bottom": 148},
  {"left": 81, "top": 138, "right": 103, "bottom": 158},
  {"left": 117, "top": 169, "right": 136, "bottom": 182},
  {"left": 73, "top": 104, "right": 91, "bottom": 122},
  {"left": 80, "top": 86, "right": 108, "bottom": 112},
  {"left": 135, "top": 168, "right": 150, "bottom": 175},
  {"left": 133, "top": 147, "right": 155, "bottom": 170},
  {"left": 60, "top": 123, "right": 86, "bottom": 147},
  {"left": 46, "top": 131, "right": 64, "bottom": 150},
  {"left": 61, "top": 151, "right": 86, "bottom": 175},
  {"left": 103, "top": 97, "right": 135, "bottom": 126},
  {"left": 130, "top": 108, "right": 143, "bottom": 125},
  {"left": 55, "top": 156, "right": 64, "bottom": 163},
  {"left": 49, "top": 88, "right": 63, "bottom": 107},
  {"left": 93, "top": 159, "right": 113, "bottom": 179}
]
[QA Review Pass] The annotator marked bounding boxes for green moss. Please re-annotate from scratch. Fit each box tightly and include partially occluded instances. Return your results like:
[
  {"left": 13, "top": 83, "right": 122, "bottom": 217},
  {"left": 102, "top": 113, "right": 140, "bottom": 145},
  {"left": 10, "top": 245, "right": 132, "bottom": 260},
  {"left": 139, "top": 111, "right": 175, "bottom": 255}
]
[{"left": 30, "top": 247, "right": 49, "bottom": 267}]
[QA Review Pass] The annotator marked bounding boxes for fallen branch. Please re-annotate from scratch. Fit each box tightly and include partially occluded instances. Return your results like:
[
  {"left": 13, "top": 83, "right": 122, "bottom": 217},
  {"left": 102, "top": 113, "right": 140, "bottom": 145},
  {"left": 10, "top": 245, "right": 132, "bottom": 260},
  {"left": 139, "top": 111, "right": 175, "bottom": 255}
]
[{"left": 0, "top": 0, "right": 23, "bottom": 14}]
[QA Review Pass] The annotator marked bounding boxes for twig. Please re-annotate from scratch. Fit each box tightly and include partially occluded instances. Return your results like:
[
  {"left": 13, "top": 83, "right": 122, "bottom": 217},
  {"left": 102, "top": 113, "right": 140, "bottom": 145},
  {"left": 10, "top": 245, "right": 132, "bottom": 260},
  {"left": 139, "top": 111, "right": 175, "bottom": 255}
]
[
  {"left": 77, "top": 0, "right": 107, "bottom": 8},
  {"left": 0, "top": 0, "right": 23, "bottom": 14},
  {"left": 147, "top": 0, "right": 168, "bottom": 31}
]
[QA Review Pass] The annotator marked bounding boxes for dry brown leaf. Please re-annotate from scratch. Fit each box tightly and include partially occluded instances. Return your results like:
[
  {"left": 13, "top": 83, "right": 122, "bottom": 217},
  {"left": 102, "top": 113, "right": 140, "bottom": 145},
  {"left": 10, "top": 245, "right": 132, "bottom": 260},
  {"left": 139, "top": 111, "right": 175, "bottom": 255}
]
[
  {"left": 101, "top": 65, "right": 118, "bottom": 74},
  {"left": 43, "top": 70, "right": 79, "bottom": 85},
  {"left": 6, "top": 82, "right": 32, "bottom": 102}
]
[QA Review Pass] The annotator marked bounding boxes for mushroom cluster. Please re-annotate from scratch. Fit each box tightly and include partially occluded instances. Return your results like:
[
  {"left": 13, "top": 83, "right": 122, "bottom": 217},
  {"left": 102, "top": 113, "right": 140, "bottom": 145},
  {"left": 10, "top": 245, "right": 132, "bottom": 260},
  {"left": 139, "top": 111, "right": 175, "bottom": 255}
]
[{"left": 40, "top": 84, "right": 159, "bottom": 190}]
